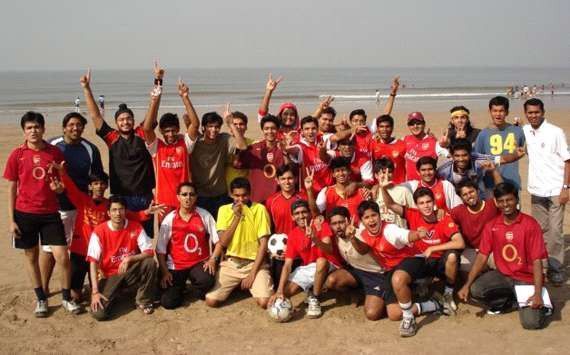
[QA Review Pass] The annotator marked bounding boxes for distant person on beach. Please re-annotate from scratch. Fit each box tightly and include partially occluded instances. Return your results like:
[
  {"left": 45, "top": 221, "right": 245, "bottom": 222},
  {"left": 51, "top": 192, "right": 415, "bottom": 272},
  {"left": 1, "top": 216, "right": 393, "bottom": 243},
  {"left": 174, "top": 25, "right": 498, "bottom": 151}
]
[
  {"left": 474, "top": 96, "right": 525, "bottom": 195},
  {"left": 98, "top": 95, "right": 105, "bottom": 111},
  {"left": 522, "top": 98, "right": 570, "bottom": 286},
  {"left": 74, "top": 96, "right": 80, "bottom": 112},
  {"left": 80, "top": 66, "right": 158, "bottom": 237},
  {"left": 375, "top": 89, "right": 381, "bottom": 104},
  {"left": 41, "top": 112, "right": 104, "bottom": 297},
  {"left": 3, "top": 111, "right": 81, "bottom": 317}
]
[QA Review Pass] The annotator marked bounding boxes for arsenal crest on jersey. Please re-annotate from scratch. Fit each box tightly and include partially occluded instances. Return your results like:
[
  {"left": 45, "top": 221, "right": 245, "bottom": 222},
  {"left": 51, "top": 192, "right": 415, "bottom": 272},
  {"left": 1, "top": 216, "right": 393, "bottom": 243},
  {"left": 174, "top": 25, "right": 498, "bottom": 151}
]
[
  {"left": 505, "top": 231, "right": 514, "bottom": 241},
  {"left": 421, "top": 142, "right": 430, "bottom": 150},
  {"left": 33, "top": 155, "right": 41, "bottom": 165}
]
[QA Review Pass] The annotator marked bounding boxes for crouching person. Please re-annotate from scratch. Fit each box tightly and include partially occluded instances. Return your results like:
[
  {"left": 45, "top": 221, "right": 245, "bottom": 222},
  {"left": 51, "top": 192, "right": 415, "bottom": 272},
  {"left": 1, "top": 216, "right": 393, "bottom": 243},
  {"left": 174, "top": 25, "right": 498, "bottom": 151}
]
[
  {"left": 88, "top": 196, "right": 158, "bottom": 320},
  {"left": 157, "top": 182, "right": 217, "bottom": 309},
  {"left": 458, "top": 183, "right": 551, "bottom": 330}
]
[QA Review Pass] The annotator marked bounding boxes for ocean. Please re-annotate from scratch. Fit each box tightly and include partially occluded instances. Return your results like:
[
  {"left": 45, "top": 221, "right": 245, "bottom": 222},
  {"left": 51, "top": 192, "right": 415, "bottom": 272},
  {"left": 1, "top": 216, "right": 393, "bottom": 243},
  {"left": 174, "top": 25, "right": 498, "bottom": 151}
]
[{"left": 0, "top": 67, "right": 569, "bottom": 118}]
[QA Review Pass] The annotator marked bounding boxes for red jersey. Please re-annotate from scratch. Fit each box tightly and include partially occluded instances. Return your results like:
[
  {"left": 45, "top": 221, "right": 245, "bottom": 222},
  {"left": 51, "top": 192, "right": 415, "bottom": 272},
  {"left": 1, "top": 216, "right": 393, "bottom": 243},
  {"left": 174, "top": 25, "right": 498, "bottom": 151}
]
[
  {"left": 479, "top": 213, "right": 547, "bottom": 283},
  {"left": 156, "top": 208, "right": 218, "bottom": 270},
  {"left": 354, "top": 130, "right": 373, "bottom": 159},
  {"left": 403, "top": 134, "right": 438, "bottom": 181},
  {"left": 316, "top": 186, "right": 365, "bottom": 223},
  {"left": 370, "top": 138, "right": 407, "bottom": 184},
  {"left": 265, "top": 191, "right": 307, "bottom": 235},
  {"left": 419, "top": 179, "right": 448, "bottom": 211},
  {"left": 285, "top": 222, "right": 343, "bottom": 267},
  {"left": 405, "top": 208, "right": 460, "bottom": 258},
  {"left": 296, "top": 138, "right": 333, "bottom": 193},
  {"left": 358, "top": 224, "right": 414, "bottom": 270},
  {"left": 450, "top": 199, "right": 499, "bottom": 248},
  {"left": 87, "top": 220, "right": 154, "bottom": 277},
  {"left": 148, "top": 134, "right": 194, "bottom": 208},
  {"left": 3, "top": 142, "right": 64, "bottom": 214},
  {"left": 332, "top": 151, "right": 373, "bottom": 184},
  {"left": 240, "top": 140, "right": 286, "bottom": 202}
]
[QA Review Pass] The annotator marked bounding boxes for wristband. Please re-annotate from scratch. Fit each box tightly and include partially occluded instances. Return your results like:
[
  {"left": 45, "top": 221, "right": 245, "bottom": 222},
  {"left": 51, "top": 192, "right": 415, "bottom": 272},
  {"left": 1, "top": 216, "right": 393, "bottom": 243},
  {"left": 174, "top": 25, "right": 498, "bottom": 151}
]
[
  {"left": 92, "top": 291, "right": 100, "bottom": 296},
  {"left": 494, "top": 156, "right": 501, "bottom": 167}
]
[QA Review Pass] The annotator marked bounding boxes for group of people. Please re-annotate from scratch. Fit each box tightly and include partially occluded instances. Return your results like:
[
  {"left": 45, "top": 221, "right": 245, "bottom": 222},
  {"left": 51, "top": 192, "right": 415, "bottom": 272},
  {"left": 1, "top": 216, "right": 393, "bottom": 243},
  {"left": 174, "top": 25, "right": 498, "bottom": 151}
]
[{"left": 5, "top": 64, "right": 569, "bottom": 338}]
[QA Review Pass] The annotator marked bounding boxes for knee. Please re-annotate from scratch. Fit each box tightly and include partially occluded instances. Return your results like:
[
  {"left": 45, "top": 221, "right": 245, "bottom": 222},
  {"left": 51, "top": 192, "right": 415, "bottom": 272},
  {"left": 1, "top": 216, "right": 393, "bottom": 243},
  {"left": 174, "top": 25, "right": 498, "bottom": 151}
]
[
  {"left": 256, "top": 298, "right": 269, "bottom": 309},
  {"left": 446, "top": 252, "right": 458, "bottom": 265},
  {"left": 364, "top": 307, "right": 383, "bottom": 321},
  {"left": 325, "top": 274, "right": 338, "bottom": 290},
  {"left": 161, "top": 293, "right": 182, "bottom": 310},
  {"left": 205, "top": 296, "right": 220, "bottom": 308},
  {"left": 519, "top": 308, "right": 545, "bottom": 330},
  {"left": 387, "top": 307, "right": 402, "bottom": 321},
  {"left": 391, "top": 271, "right": 409, "bottom": 289}
]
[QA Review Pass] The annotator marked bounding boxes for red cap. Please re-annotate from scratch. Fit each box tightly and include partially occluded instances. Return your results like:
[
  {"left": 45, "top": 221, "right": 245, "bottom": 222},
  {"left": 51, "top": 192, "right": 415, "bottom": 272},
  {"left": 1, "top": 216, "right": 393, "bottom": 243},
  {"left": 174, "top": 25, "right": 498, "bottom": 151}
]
[{"left": 407, "top": 111, "right": 425, "bottom": 123}]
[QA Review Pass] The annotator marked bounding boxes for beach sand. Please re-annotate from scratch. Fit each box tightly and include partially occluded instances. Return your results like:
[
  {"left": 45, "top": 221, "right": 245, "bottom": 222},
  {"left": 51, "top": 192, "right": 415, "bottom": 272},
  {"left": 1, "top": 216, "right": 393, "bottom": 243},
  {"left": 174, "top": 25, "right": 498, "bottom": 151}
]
[{"left": 0, "top": 103, "right": 568, "bottom": 354}]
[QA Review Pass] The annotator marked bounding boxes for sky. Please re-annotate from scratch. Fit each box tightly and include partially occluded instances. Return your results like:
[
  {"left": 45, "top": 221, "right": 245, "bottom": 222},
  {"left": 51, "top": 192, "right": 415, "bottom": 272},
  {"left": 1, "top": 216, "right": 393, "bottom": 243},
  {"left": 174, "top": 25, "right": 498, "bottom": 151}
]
[{"left": 1, "top": 0, "right": 568, "bottom": 70}]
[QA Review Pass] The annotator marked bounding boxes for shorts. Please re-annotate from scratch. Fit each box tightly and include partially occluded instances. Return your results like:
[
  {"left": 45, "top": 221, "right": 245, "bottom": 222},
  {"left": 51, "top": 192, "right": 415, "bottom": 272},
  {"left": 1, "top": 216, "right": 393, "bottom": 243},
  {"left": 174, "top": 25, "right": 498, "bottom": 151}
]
[
  {"left": 346, "top": 266, "right": 387, "bottom": 298},
  {"left": 13, "top": 210, "right": 66, "bottom": 250},
  {"left": 43, "top": 209, "right": 76, "bottom": 253},
  {"left": 206, "top": 257, "right": 273, "bottom": 301},
  {"left": 289, "top": 262, "right": 336, "bottom": 292}
]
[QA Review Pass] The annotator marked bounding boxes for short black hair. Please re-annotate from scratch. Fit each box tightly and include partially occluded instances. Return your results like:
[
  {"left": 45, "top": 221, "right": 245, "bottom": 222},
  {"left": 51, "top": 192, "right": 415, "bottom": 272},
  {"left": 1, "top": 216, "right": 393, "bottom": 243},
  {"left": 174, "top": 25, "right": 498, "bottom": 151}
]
[
  {"left": 20, "top": 111, "right": 45, "bottom": 129},
  {"left": 373, "top": 158, "right": 394, "bottom": 174},
  {"left": 115, "top": 103, "right": 134, "bottom": 120},
  {"left": 524, "top": 98, "right": 544, "bottom": 112},
  {"left": 493, "top": 182, "right": 518, "bottom": 200},
  {"left": 330, "top": 157, "right": 350, "bottom": 171},
  {"left": 376, "top": 114, "right": 394, "bottom": 128},
  {"left": 291, "top": 199, "right": 309, "bottom": 213},
  {"left": 276, "top": 163, "right": 298, "bottom": 178},
  {"left": 321, "top": 107, "right": 337, "bottom": 118},
  {"left": 488, "top": 96, "right": 510, "bottom": 112},
  {"left": 260, "top": 114, "right": 280, "bottom": 129},
  {"left": 300, "top": 115, "right": 319, "bottom": 128},
  {"left": 108, "top": 195, "right": 127, "bottom": 210},
  {"left": 159, "top": 113, "right": 180, "bottom": 130},
  {"left": 450, "top": 139, "right": 472, "bottom": 154},
  {"left": 413, "top": 187, "right": 434, "bottom": 203},
  {"left": 450, "top": 105, "right": 470, "bottom": 115},
  {"left": 328, "top": 206, "right": 350, "bottom": 220},
  {"left": 177, "top": 181, "right": 197, "bottom": 194},
  {"left": 455, "top": 179, "right": 478, "bottom": 196},
  {"left": 357, "top": 200, "right": 380, "bottom": 218},
  {"left": 349, "top": 109, "right": 366, "bottom": 120},
  {"left": 201, "top": 112, "right": 223, "bottom": 127},
  {"left": 230, "top": 177, "right": 251, "bottom": 193},
  {"left": 416, "top": 156, "right": 437, "bottom": 171},
  {"left": 88, "top": 172, "right": 109, "bottom": 185},
  {"left": 62, "top": 112, "right": 87, "bottom": 127},
  {"left": 231, "top": 111, "right": 248, "bottom": 125}
]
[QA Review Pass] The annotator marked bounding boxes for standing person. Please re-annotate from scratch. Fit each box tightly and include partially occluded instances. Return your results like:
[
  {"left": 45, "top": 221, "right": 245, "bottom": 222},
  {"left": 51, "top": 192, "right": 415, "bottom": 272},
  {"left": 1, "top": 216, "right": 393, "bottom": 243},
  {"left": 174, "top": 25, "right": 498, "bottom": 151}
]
[
  {"left": 142, "top": 78, "right": 199, "bottom": 221},
  {"left": 458, "top": 183, "right": 551, "bottom": 329},
  {"left": 205, "top": 178, "right": 273, "bottom": 309},
  {"left": 157, "top": 182, "right": 218, "bottom": 309},
  {"left": 474, "top": 96, "right": 525, "bottom": 194},
  {"left": 88, "top": 196, "right": 158, "bottom": 320},
  {"left": 375, "top": 89, "right": 381, "bottom": 105},
  {"left": 41, "top": 112, "right": 104, "bottom": 295},
  {"left": 98, "top": 95, "right": 105, "bottom": 112},
  {"left": 80, "top": 66, "right": 159, "bottom": 236},
  {"left": 225, "top": 110, "right": 255, "bottom": 192},
  {"left": 268, "top": 200, "right": 341, "bottom": 318},
  {"left": 258, "top": 73, "right": 299, "bottom": 139},
  {"left": 445, "top": 106, "right": 481, "bottom": 147},
  {"left": 239, "top": 115, "right": 289, "bottom": 203},
  {"left": 522, "top": 98, "right": 570, "bottom": 285},
  {"left": 403, "top": 112, "right": 448, "bottom": 181},
  {"left": 4, "top": 112, "right": 81, "bottom": 317},
  {"left": 190, "top": 108, "right": 248, "bottom": 219},
  {"left": 74, "top": 96, "right": 80, "bottom": 113},
  {"left": 370, "top": 115, "right": 407, "bottom": 184}
]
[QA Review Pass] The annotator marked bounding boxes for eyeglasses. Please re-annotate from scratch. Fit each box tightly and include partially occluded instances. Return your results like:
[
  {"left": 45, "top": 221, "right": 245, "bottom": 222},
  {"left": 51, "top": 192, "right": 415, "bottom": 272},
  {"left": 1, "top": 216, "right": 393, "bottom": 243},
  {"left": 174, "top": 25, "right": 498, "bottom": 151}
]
[{"left": 179, "top": 192, "right": 197, "bottom": 197}]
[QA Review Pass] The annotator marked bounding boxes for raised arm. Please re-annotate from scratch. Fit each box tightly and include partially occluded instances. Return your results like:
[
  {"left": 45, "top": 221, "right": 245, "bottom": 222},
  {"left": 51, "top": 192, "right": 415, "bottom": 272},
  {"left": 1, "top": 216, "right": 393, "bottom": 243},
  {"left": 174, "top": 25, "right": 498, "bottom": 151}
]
[
  {"left": 378, "top": 171, "right": 404, "bottom": 217},
  {"left": 223, "top": 103, "right": 247, "bottom": 150},
  {"left": 142, "top": 61, "right": 165, "bottom": 144},
  {"left": 80, "top": 69, "right": 105, "bottom": 131},
  {"left": 258, "top": 73, "right": 283, "bottom": 119},
  {"left": 178, "top": 78, "right": 200, "bottom": 140},
  {"left": 383, "top": 76, "right": 400, "bottom": 115},
  {"left": 313, "top": 96, "right": 334, "bottom": 118}
]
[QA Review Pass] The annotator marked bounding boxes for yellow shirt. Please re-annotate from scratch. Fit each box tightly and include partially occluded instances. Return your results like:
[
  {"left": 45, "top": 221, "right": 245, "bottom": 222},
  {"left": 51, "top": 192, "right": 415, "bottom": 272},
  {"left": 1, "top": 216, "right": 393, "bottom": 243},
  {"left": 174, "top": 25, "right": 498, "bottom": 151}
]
[
  {"left": 216, "top": 202, "right": 271, "bottom": 260},
  {"left": 225, "top": 137, "right": 254, "bottom": 191}
]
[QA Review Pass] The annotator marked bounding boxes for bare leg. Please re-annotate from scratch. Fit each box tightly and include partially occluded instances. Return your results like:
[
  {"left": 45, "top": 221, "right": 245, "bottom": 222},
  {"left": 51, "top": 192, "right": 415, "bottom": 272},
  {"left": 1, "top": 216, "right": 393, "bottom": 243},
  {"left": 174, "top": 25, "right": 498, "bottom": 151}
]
[
  {"left": 24, "top": 246, "right": 42, "bottom": 289},
  {"left": 39, "top": 250, "right": 55, "bottom": 295}
]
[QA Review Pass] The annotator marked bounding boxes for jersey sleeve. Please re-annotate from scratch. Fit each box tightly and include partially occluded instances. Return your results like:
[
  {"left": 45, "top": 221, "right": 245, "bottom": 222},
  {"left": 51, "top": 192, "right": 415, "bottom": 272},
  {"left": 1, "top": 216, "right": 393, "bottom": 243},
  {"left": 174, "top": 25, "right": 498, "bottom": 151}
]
[
  {"left": 61, "top": 172, "right": 91, "bottom": 208},
  {"left": 284, "top": 231, "right": 299, "bottom": 260},
  {"left": 316, "top": 187, "right": 327, "bottom": 213},
  {"left": 435, "top": 143, "right": 449, "bottom": 158},
  {"left": 216, "top": 205, "right": 233, "bottom": 232},
  {"left": 360, "top": 159, "right": 374, "bottom": 183},
  {"left": 86, "top": 232, "right": 102, "bottom": 263},
  {"left": 384, "top": 223, "right": 411, "bottom": 249},
  {"left": 146, "top": 139, "right": 158, "bottom": 157},
  {"left": 136, "top": 227, "right": 154, "bottom": 255},
  {"left": 256, "top": 206, "right": 271, "bottom": 239},
  {"left": 156, "top": 215, "right": 173, "bottom": 255},
  {"left": 96, "top": 121, "right": 118, "bottom": 147},
  {"left": 198, "top": 207, "right": 219, "bottom": 244},
  {"left": 443, "top": 181, "right": 463, "bottom": 209},
  {"left": 527, "top": 218, "right": 547, "bottom": 261},
  {"left": 184, "top": 133, "right": 196, "bottom": 154},
  {"left": 3, "top": 149, "right": 19, "bottom": 181},
  {"left": 478, "top": 223, "right": 494, "bottom": 256}
]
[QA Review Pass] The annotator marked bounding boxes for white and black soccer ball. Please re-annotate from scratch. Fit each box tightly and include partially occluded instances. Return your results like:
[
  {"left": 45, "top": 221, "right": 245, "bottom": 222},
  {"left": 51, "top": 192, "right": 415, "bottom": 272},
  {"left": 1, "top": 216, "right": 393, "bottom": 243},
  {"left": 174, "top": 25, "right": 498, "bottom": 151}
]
[
  {"left": 268, "top": 297, "right": 293, "bottom": 323},
  {"left": 268, "top": 233, "right": 288, "bottom": 259}
]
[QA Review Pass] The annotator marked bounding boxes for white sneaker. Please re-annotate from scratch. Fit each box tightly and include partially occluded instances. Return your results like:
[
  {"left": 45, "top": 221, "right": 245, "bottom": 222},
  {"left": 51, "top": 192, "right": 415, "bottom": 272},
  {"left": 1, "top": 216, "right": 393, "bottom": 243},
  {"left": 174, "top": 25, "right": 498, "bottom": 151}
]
[
  {"left": 62, "top": 300, "right": 82, "bottom": 315},
  {"left": 35, "top": 300, "right": 48, "bottom": 318},
  {"left": 442, "top": 292, "right": 458, "bottom": 315},
  {"left": 306, "top": 295, "right": 322, "bottom": 318}
]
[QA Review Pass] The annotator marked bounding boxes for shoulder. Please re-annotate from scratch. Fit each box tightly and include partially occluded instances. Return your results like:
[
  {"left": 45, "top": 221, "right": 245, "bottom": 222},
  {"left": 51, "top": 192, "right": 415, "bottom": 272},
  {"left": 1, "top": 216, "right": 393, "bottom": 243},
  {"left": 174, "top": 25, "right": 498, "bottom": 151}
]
[
  {"left": 251, "top": 202, "right": 269, "bottom": 214},
  {"left": 162, "top": 210, "right": 177, "bottom": 226},
  {"left": 48, "top": 136, "right": 65, "bottom": 146},
  {"left": 196, "top": 207, "right": 215, "bottom": 223}
]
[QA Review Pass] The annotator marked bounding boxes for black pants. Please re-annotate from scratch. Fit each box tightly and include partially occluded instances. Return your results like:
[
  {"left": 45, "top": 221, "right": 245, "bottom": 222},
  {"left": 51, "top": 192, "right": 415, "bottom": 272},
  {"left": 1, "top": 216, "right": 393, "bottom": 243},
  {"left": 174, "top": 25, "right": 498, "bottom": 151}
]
[
  {"left": 160, "top": 261, "right": 215, "bottom": 310},
  {"left": 70, "top": 252, "right": 90, "bottom": 292},
  {"left": 270, "top": 258, "right": 301, "bottom": 291},
  {"left": 470, "top": 270, "right": 547, "bottom": 330}
]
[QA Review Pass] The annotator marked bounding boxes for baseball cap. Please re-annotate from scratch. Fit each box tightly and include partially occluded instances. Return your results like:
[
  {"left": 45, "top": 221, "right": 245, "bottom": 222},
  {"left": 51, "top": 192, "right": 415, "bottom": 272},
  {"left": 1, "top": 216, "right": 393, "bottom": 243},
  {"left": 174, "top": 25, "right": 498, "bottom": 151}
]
[{"left": 407, "top": 111, "right": 425, "bottom": 124}]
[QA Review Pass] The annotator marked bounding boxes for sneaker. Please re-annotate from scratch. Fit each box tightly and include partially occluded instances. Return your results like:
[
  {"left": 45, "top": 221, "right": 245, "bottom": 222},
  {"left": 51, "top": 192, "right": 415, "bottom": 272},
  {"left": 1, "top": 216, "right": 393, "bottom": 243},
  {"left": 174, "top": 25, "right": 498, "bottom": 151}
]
[
  {"left": 62, "top": 300, "right": 82, "bottom": 315},
  {"left": 442, "top": 292, "right": 458, "bottom": 315},
  {"left": 35, "top": 300, "right": 48, "bottom": 318},
  {"left": 486, "top": 308, "right": 502, "bottom": 315},
  {"left": 306, "top": 295, "right": 322, "bottom": 318},
  {"left": 399, "top": 316, "right": 417, "bottom": 337}
]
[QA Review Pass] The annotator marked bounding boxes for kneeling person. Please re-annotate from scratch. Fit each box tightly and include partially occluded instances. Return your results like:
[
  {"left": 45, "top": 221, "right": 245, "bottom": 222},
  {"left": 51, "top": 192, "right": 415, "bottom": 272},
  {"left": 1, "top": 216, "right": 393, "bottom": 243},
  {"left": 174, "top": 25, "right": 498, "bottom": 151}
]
[
  {"left": 157, "top": 182, "right": 218, "bottom": 309},
  {"left": 270, "top": 200, "right": 341, "bottom": 318},
  {"left": 88, "top": 196, "right": 158, "bottom": 320}
]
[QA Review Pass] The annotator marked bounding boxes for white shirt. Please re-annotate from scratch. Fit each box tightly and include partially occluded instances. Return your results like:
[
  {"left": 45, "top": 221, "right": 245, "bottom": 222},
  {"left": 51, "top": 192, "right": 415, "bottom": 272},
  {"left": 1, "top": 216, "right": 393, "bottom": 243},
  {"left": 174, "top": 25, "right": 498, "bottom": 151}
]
[{"left": 523, "top": 120, "right": 570, "bottom": 197}]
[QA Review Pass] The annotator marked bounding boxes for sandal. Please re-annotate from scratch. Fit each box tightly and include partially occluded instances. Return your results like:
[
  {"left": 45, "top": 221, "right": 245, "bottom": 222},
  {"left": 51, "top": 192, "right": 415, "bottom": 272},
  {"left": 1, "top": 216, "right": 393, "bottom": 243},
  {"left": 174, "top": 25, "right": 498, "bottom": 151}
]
[{"left": 138, "top": 303, "right": 154, "bottom": 315}]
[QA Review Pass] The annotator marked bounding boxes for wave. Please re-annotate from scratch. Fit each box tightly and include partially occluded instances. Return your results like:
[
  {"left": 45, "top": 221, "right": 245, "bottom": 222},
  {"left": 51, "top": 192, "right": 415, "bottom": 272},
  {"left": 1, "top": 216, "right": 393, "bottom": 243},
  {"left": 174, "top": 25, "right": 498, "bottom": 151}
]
[{"left": 321, "top": 91, "right": 570, "bottom": 100}]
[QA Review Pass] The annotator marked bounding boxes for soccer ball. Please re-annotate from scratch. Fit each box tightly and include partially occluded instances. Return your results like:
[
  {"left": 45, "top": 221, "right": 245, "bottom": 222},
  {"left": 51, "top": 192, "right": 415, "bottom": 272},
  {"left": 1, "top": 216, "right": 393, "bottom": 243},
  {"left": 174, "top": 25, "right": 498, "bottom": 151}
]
[
  {"left": 268, "top": 297, "right": 293, "bottom": 323},
  {"left": 268, "top": 233, "right": 288, "bottom": 259}
]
